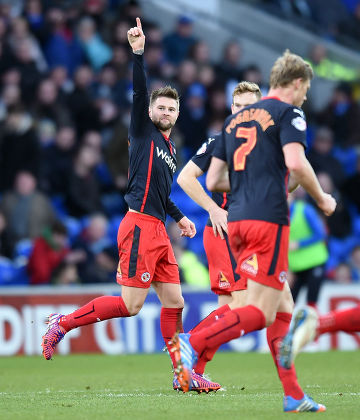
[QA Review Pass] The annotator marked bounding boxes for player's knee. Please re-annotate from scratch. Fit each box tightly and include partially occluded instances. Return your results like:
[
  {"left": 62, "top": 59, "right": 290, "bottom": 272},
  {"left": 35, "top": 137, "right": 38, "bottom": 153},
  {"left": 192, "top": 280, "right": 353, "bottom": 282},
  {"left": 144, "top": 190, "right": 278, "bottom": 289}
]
[
  {"left": 263, "top": 310, "right": 277, "bottom": 327},
  {"left": 125, "top": 301, "right": 143, "bottom": 316},
  {"left": 165, "top": 295, "right": 184, "bottom": 308}
]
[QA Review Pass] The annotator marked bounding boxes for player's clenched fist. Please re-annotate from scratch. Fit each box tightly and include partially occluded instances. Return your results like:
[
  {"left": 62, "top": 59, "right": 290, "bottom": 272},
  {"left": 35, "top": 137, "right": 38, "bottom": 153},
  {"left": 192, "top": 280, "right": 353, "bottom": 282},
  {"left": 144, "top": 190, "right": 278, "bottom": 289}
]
[{"left": 127, "top": 17, "right": 145, "bottom": 52}]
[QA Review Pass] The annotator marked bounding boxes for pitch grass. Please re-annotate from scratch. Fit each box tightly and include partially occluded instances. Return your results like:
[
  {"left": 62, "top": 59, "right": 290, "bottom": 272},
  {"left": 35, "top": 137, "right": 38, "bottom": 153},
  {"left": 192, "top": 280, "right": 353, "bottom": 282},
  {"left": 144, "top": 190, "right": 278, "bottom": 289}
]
[{"left": 0, "top": 351, "right": 359, "bottom": 420}]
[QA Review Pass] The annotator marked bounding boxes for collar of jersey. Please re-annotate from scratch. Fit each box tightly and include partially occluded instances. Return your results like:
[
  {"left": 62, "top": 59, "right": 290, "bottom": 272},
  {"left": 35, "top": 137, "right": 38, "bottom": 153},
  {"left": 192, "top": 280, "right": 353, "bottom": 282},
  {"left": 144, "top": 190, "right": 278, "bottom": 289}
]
[{"left": 262, "top": 96, "right": 281, "bottom": 101}]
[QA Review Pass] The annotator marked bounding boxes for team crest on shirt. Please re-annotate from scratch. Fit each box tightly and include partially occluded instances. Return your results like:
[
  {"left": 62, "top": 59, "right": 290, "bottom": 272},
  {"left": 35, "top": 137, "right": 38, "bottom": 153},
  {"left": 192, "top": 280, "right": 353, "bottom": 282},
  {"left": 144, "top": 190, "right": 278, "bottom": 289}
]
[
  {"left": 141, "top": 272, "right": 151, "bottom": 282},
  {"left": 218, "top": 271, "right": 231, "bottom": 289},
  {"left": 279, "top": 271, "right": 287, "bottom": 283},
  {"left": 291, "top": 116, "right": 307, "bottom": 131},
  {"left": 240, "top": 254, "right": 258, "bottom": 276}
]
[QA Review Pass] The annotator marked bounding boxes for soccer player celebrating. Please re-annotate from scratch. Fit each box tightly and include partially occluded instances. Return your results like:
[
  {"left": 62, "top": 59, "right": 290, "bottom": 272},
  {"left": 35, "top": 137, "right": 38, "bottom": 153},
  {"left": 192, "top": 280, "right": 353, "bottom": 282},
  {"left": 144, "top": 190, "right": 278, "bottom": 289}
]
[
  {"left": 171, "top": 50, "right": 336, "bottom": 413},
  {"left": 175, "top": 82, "right": 261, "bottom": 387},
  {"left": 280, "top": 304, "right": 360, "bottom": 368},
  {"left": 41, "top": 17, "right": 213, "bottom": 390}
]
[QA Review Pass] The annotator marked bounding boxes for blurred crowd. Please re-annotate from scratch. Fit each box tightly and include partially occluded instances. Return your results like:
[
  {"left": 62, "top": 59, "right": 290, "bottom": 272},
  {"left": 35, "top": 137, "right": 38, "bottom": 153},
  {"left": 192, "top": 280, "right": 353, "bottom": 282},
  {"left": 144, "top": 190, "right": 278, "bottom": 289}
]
[
  {"left": 260, "top": 0, "right": 360, "bottom": 48},
  {"left": 0, "top": 0, "right": 359, "bottom": 287}
]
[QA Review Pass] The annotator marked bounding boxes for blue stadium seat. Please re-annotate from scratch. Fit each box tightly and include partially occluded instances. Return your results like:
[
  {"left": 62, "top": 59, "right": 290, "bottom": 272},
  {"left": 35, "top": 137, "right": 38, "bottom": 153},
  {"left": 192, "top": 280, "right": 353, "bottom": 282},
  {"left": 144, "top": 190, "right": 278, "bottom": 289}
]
[
  {"left": 13, "top": 239, "right": 34, "bottom": 259},
  {"left": 62, "top": 216, "right": 83, "bottom": 244},
  {"left": 0, "top": 257, "right": 16, "bottom": 285}
]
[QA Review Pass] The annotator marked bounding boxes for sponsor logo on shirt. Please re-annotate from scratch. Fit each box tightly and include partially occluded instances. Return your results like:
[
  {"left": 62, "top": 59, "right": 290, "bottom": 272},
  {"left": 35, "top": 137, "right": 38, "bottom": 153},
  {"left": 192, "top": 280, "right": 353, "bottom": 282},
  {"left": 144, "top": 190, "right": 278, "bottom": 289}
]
[
  {"left": 240, "top": 253, "right": 258, "bottom": 276},
  {"left": 291, "top": 116, "right": 307, "bottom": 131},
  {"left": 156, "top": 147, "right": 176, "bottom": 173},
  {"left": 218, "top": 271, "right": 231, "bottom": 289}
]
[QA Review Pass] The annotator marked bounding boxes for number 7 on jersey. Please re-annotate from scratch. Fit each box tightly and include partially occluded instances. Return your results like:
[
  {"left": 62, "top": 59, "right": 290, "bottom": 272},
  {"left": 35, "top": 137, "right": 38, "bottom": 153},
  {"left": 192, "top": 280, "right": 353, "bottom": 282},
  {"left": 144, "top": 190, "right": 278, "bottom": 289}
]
[{"left": 233, "top": 126, "right": 257, "bottom": 171}]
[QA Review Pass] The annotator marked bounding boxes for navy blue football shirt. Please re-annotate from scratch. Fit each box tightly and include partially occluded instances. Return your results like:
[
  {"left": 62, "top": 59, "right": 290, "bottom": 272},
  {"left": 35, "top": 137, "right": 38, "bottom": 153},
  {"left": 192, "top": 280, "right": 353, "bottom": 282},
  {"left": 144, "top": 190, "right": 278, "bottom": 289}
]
[
  {"left": 125, "top": 54, "right": 183, "bottom": 223},
  {"left": 213, "top": 97, "right": 307, "bottom": 225}
]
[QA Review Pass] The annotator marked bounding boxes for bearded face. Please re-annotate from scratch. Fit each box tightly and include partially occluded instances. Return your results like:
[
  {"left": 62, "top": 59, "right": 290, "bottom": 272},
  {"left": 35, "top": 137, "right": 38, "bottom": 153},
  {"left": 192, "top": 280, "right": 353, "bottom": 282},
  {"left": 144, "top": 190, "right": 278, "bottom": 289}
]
[{"left": 149, "top": 97, "right": 179, "bottom": 132}]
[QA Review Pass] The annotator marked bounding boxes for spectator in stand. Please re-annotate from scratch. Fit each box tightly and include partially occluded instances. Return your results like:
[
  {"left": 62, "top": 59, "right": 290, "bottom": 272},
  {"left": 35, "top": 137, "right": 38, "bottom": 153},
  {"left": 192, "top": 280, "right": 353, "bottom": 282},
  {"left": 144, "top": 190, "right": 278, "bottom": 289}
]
[
  {"left": 163, "top": 15, "right": 197, "bottom": 65},
  {"left": 0, "top": 210, "right": 12, "bottom": 258},
  {"left": 77, "top": 16, "right": 112, "bottom": 71},
  {"left": 175, "top": 59, "right": 197, "bottom": 96},
  {"left": 0, "top": 83, "right": 22, "bottom": 123},
  {"left": 188, "top": 40, "right": 211, "bottom": 67},
  {"left": 316, "top": 82, "right": 360, "bottom": 147},
  {"left": 307, "top": 126, "right": 346, "bottom": 188},
  {"left": 49, "top": 66, "right": 74, "bottom": 101},
  {"left": 23, "top": 0, "right": 47, "bottom": 44},
  {"left": 31, "top": 78, "right": 72, "bottom": 128},
  {"left": 7, "top": 16, "right": 47, "bottom": 73},
  {"left": 215, "top": 39, "right": 244, "bottom": 86},
  {"left": 168, "top": 221, "right": 209, "bottom": 288},
  {"left": 104, "top": 117, "right": 129, "bottom": 195},
  {"left": 11, "top": 38, "right": 42, "bottom": 105},
  {"left": 288, "top": 188, "right": 329, "bottom": 309},
  {"left": 349, "top": 246, "right": 360, "bottom": 282},
  {"left": 178, "top": 82, "right": 209, "bottom": 155},
  {"left": 342, "top": 156, "right": 360, "bottom": 213},
  {"left": 39, "top": 125, "right": 76, "bottom": 196},
  {"left": 65, "top": 144, "right": 103, "bottom": 218},
  {"left": 67, "top": 65, "right": 100, "bottom": 136},
  {"left": 208, "top": 87, "right": 229, "bottom": 123},
  {"left": 0, "top": 171, "right": 56, "bottom": 255},
  {"left": 0, "top": 106, "right": 40, "bottom": 192},
  {"left": 306, "top": 43, "right": 359, "bottom": 81},
  {"left": 333, "top": 262, "right": 353, "bottom": 284},
  {"left": 28, "top": 219, "right": 84, "bottom": 285},
  {"left": 339, "top": 2, "right": 360, "bottom": 45},
  {"left": 72, "top": 213, "right": 118, "bottom": 283},
  {"left": 317, "top": 172, "right": 352, "bottom": 239},
  {"left": 43, "top": 7, "right": 84, "bottom": 76}
]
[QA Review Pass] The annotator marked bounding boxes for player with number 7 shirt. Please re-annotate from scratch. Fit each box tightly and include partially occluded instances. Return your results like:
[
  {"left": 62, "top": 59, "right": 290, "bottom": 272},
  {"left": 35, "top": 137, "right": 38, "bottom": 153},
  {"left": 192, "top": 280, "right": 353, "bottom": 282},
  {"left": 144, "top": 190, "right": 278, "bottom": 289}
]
[{"left": 170, "top": 50, "right": 337, "bottom": 413}]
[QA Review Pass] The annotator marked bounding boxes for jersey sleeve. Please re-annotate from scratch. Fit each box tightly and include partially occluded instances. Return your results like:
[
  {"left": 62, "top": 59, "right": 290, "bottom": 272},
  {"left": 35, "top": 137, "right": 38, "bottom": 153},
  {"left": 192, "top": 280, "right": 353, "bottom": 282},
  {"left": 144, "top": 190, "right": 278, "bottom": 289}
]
[
  {"left": 166, "top": 197, "right": 184, "bottom": 222},
  {"left": 279, "top": 107, "right": 308, "bottom": 149},
  {"left": 212, "top": 128, "right": 227, "bottom": 162},
  {"left": 191, "top": 136, "right": 217, "bottom": 173},
  {"left": 129, "top": 53, "right": 149, "bottom": 137}
]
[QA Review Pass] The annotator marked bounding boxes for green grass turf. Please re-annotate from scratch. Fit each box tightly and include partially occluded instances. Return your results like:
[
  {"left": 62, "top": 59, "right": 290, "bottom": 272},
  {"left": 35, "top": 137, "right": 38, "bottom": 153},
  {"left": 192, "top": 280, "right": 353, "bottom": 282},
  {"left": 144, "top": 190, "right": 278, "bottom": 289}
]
[{"left": 0, "top": 351, "right": 359, "bottom": 420}]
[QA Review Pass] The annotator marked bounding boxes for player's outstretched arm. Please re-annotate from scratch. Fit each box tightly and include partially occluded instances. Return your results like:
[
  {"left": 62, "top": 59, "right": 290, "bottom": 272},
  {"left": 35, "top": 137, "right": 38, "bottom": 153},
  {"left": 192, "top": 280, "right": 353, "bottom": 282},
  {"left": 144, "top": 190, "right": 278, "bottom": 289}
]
[
  {"left": 283, "top": 143, "right": 337, "bottom": 216},
  {"left": 127, "top": 17, "right": 145, "bottom": 53},
  {"left": 177, "top": 161, "right": 228, "bottom": 239}
]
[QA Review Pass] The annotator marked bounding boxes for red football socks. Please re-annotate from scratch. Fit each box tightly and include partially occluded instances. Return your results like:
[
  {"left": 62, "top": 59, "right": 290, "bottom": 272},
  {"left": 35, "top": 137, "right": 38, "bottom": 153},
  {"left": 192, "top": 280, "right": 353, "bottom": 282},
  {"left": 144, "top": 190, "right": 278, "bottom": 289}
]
[
  {"left": 190, "top": 304, "right": 231, "bottom": 334},
  {"left": 59, "top": 296, "right": 130, "bottom": 332},
  {"left": 190, "top": 305, "right": 265, "bottom": 358},
  {"left": 191, "top": 304, "right": 230, "bottom": 374},
  {"left": 317, "top": 305, "right": 360, "bottom": 335},
  {"left": 266, "top": 312, "right": 304, "bottom": 400},
  {"left": 160, "top": 307, "right": 184, "bottom": 369}
]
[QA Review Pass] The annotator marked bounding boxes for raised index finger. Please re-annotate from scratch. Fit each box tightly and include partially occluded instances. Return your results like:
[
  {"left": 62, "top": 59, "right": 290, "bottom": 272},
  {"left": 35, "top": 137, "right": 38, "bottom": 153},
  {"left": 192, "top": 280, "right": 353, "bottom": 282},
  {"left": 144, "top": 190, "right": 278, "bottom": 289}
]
[{"left": 136, "top": 17, "right": 142, "bottom": 30}]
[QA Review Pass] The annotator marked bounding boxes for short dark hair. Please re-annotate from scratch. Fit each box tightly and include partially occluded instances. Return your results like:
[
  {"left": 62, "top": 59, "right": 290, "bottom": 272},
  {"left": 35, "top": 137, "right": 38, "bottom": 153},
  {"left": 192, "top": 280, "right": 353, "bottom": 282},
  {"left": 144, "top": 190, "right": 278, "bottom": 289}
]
[{"left": 150, "top": 85, "right": 180, "bottom": 109}]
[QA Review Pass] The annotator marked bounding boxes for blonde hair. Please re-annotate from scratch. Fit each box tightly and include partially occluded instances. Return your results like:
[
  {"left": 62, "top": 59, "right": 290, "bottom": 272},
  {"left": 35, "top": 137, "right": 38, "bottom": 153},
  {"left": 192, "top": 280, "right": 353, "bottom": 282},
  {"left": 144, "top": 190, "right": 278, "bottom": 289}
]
[
  {"left": 232, "top": 81, "right": 262, "bottom": 102},
  {"left": 150, "top": 85, "right": 180, "bottom": 108},
  {"left": 270, "top": 49, "right": 313, "bottom": 88}
]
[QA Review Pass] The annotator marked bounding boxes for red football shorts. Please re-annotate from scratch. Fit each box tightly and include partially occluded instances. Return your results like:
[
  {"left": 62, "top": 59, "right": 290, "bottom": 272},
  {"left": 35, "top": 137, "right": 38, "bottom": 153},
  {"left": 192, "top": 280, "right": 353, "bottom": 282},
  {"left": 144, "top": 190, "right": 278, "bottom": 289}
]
[
  {"left": 228, "top": 220, "right": 289, "bottom": 291},
  {"left": 203, "top": 225, "right": 244, "bottom": 295},
  {"left": 116, "top": 212, "right": 180, "bottom": 288}
]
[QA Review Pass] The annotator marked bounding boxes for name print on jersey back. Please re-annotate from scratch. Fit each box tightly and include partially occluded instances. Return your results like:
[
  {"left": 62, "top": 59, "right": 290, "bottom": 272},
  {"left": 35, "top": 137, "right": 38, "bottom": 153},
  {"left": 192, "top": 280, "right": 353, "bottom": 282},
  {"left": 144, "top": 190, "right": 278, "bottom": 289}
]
[{"left": 215, "top": 98, "right": 308, "bottom": 226}]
